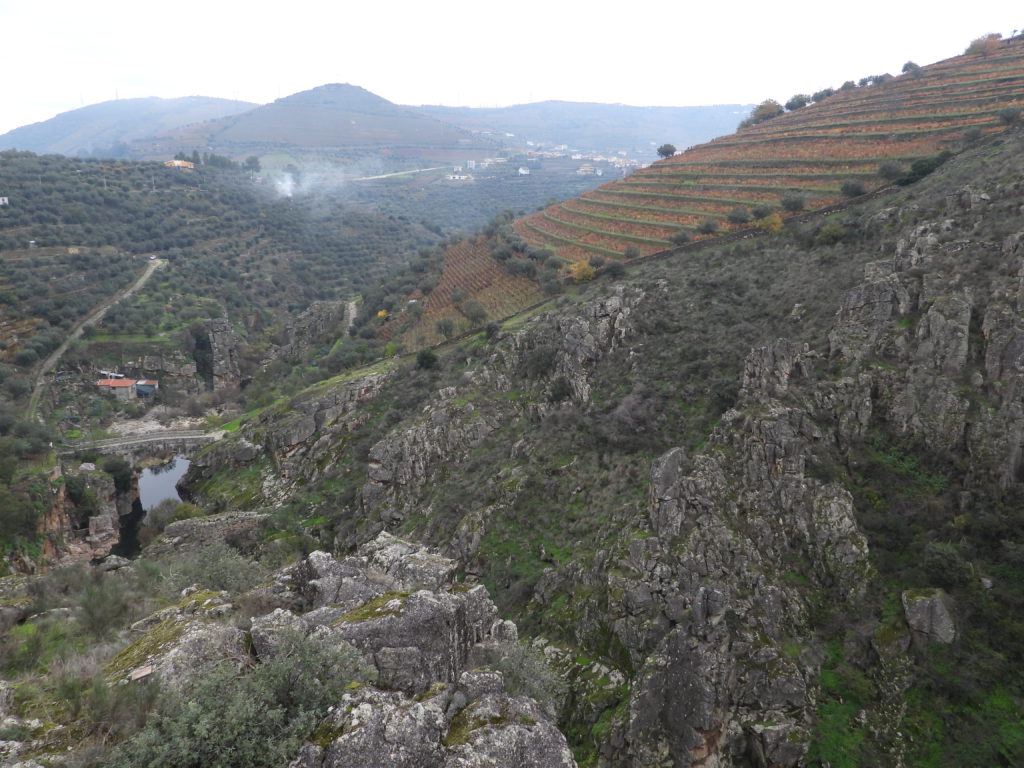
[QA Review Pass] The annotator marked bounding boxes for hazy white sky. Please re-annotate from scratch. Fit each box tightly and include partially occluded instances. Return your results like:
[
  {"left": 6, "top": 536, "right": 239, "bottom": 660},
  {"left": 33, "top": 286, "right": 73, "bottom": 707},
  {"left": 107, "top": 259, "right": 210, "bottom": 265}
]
[{"left": 2, "top": 0, "right": 1020, "bottom": 135}]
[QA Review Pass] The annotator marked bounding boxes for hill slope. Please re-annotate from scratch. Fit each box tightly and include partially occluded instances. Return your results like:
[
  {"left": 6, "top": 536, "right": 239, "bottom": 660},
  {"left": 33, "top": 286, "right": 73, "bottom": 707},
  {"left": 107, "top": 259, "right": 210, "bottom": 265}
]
[
  {"left": 131, "top": 83, "right": 498, "bottom": 161},
  {"left": 179, "top": 120, "right": 1024, "bottom": 767},
  {"left": 0, "top": 96, "right": 255, "bottom": 157},
  {"left": 518, "top": 37, "right": 1024, "bottom": 260}
]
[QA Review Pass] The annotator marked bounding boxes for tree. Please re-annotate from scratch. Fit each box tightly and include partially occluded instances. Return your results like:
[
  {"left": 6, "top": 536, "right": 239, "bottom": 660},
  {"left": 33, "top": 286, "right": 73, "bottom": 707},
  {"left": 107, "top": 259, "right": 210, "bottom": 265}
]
[
  {"left": 840, "top": 180, "right": 865, "bottom": 197},
  {"left": 569, "top": 261, "right": 595, "bottom": 283},
  {"left": 243, "top": 156, "right": 261, "bottom": 173},
  {"left": 727, "top": 206, "right": 751, "bottom": 224},
  {"left": 435, "top": 317, "right": 455, "bottom": 340},
  {"left": 785, "top": 94, "right": 810, "bottom": 111},
  {"left": 697, "top": 218, "right": 719, "bottom": 235},
  {"left": 998, "top": 106, "right": 1021, "bottom": 125},
  {"left": 463, "top": 300, "right": 487, "bottom": 326},
  {"left": 878, "top": 161, "right": 903, "bottom": 181},
  {"left": 902, "top": 61, "right": 921, "bottom": 75},
  {"left": 965, "top": 33, "right": 1001, "bottom": 56},
  {"left": 656, "top": 144, "right": 676, "bottom": 159},
  {"left": 416, "top": 349, "right": 438, "bottom": 369},
  {"left": 781, "top": 194, "right": 806, "bottom": 212}
]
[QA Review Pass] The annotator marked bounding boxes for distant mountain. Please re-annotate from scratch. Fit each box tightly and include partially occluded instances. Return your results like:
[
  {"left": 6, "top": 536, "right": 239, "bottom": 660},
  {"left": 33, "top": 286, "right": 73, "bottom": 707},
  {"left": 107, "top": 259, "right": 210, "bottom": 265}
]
[
  {"left": 0, "top": 96, "right": 256, "bottom": 157},
  {"left": 414, "top": 101, "right": 754, "bottom": 157},
  {"left": 132, "top": 84, "right": 499, "bottom": 161}
]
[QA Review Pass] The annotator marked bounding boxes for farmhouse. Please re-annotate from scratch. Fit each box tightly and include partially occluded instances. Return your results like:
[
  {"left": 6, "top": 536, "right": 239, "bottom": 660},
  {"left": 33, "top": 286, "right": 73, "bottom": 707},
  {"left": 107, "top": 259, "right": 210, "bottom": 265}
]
[
  {"left": 95, "top": 378, "right": 160, "bottom": 399},
  {"left": 96, "top": 379, "right": 137, "bottom": 400}
]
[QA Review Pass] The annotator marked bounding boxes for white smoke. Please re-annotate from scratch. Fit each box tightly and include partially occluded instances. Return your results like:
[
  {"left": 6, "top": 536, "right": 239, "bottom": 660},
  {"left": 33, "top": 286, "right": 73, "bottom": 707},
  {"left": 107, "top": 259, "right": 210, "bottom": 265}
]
[
  {"left": 269, "top": 157, "right": 392, "bottom": 199},
  {"left": 275, "top": 173, "right": 296, "bottom": 197}
]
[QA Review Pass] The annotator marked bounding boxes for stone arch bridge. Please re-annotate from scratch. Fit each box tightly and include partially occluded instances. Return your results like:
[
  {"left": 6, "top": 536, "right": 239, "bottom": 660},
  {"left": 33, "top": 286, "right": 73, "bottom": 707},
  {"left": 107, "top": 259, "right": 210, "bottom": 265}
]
[{"left": 58, "top": 430, "right": 224, "bottom": 463}]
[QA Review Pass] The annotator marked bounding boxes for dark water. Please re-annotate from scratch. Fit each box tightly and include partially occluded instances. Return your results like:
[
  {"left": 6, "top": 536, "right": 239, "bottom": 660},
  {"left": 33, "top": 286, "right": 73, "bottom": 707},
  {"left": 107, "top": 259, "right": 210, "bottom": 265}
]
[{"left": 138, "top": 456, "right": 191, "bottom": 510}]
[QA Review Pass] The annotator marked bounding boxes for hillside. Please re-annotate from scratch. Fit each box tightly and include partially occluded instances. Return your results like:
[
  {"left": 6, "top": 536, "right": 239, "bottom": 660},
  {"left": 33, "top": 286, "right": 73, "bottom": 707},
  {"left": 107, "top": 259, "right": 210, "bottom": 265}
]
[
  {"left": 0, "top": 150, "right": 438, "bottom": 416},
  {"left": 415, "top": 101, "right": 753, "bottom": 158},
  {"left": 130, "top": 83, "right": 499, "bottom": 162},
  {"left": 517, "top": 37, "right": 1024, "bottom": 260},
  {"left": 163, "top": 120, "right": 1024, "bottom": 767},
  {"left": 0, "top": 96, "right": 255, "bottom": 158}
]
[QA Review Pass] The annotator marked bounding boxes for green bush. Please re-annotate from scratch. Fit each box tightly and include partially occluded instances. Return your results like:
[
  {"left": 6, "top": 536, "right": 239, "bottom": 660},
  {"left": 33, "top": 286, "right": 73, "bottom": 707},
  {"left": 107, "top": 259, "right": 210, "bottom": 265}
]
[
  {"left": 781, "top": 194, "right": 806, "bottom": 212},
  {"left": 108, "top": 630, "right": 374, "bottom": 768},
  {"left": 697, "top": 218, "right": 719, "bottom": 235},
  {"left": 492, "top": 642, "right": 567, "bottom": 718},
  {"left": 726, "top": 207, "right": 751, "bottom": 225},
  {"left": 668, "top": 231, "right": 690, "bottom": 246},
  {"left": 840, "top": 180, "right": 865, "bottom": 197},
  {"left": 416, "top": 349, "right": 438, "bottom": 370},
  {"left": 878, "top": 161, "right": 903, "bottom": 181}
]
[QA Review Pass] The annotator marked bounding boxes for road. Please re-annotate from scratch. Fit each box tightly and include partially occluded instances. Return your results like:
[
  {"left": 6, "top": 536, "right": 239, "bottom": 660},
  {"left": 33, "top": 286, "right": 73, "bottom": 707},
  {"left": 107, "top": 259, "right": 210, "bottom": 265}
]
[
  {"left": 350, "top": 166, "right": 446, "bottom": 181},
  {"left": 28, "top": 258, "right": 166, "bottom": 416}
]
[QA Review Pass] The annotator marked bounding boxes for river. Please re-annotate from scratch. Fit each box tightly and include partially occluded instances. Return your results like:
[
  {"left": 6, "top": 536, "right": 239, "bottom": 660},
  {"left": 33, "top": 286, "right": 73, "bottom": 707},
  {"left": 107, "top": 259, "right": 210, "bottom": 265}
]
[{"left": 138, "top": 456, "right": 191, "bottom": 510}]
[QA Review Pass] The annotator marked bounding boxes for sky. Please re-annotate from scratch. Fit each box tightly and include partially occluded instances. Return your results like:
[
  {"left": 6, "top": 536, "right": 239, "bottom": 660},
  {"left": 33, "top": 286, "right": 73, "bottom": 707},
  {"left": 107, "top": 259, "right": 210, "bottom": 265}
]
[{"left": 1, "top": 0, "right": 1021, "bottom": 136}]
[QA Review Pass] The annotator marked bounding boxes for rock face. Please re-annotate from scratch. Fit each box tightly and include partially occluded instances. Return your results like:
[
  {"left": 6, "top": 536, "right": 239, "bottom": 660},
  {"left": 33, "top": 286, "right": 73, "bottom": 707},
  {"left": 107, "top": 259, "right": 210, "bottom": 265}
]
[
  {"left": 200, "top": 317, "right": 242, "bottom": 389},
  {"left": 280, "top": 301, "right": 348, "bottom": 362},
  {"left": 40, "top": 466, "right": 137, "bottom": 566},
  {"left": 264, "top": 535, "right": 577, "bottom": 767},
  {"left": 902, "top": 589, "right": 956, "bottom": 644}
]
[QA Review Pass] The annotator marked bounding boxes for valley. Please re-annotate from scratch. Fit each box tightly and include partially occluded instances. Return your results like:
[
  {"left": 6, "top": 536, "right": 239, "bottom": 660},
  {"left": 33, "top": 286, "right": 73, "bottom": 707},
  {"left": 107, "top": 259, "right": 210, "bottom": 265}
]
[{"left": 0, "top": 32, "right": 1023, "bottom": 768}]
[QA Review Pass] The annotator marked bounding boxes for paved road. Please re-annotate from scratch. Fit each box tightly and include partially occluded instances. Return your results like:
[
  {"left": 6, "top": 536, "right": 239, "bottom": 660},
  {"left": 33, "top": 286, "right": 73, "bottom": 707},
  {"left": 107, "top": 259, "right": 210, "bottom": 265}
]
[
  {"left": 350, "top": 166, "right": 445, "bottom": 181},
  {"left": 28, "top": 258, "right": 166, "bottom": 416}
]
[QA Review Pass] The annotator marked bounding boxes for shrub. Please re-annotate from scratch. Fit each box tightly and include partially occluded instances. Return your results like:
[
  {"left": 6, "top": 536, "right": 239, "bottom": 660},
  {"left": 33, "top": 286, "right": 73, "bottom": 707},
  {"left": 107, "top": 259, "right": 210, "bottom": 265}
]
[
  {"left": 549, "top": 376, "right": 573, "bottom": 402},
  {"left": 816, "top": 219, "right": 848, "bottom": 245},
  {"left": 161, "top": 541, "right": 267, "bottom": 596},
  {"left": 726, "top": 207, "right": 751, "bottom": 225},
  {"left": 696, "top": 218, "right": 719, "bottom": 235},
  {"left": 603, "top": 261, "right": 626, "bottom": 278},
  {"left": 998, "top": 106, "right": 1021, "bottom": 125},
  {"left": 107, "top": 630, "right": 374, "bottom": 768},
  {"left": 840, "top": 180, "right": 865, "bottom": 197},
  {"left": 623, "top": 245, "right": 640, "bottom": 260},
  {"left": 569, "top": 261, "right": 595, "bottom": 283},
  {"left": 416, "top": 349, "right": 438, "bottom": 369},
  {"left": 751, "top": 204, "right": 774, "bottom": 219},
  {"left": 962, "top": 127, "right": 983, "bottom": 144},
  {"left": 491, "top": 642, "right": 567, "bottom": 719},
  {"left": 668, "top": 231, "right": 690, "bottom": 246},
  {"left": 756, "top": 213, "right": 784, "bottom": 233},
  {"left": 896, "top": 151, "right": 953, "bottom": 186},
  {"left": 781, "top": 194, "right": 806, "bottom": 212},
  {"left": 878, "top": 161, "right": 903, "bottom": 181}
]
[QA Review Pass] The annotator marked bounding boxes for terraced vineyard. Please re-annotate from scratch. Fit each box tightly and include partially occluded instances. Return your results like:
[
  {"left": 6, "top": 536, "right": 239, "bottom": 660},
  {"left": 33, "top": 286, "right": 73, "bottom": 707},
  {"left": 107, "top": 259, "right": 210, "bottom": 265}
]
[
  {"left": 517, "top": 37, "right": 1024, "bottom": 260},
  {"left": 395, "top": 237, "right": 544, "bottom": 346}
]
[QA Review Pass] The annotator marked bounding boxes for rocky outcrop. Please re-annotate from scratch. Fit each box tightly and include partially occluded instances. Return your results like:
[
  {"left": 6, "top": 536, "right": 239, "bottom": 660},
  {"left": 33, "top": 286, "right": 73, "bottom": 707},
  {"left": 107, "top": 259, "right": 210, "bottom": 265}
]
[
  {"left": 280, "top": 301, "right": 348, "bottom": 362},
  {"left": 200, "top": 317, "right": 242, "bottom": 389},
  {"left": 40, "top": 466, "right": 137, "bottom": 566},
  {"left": 144, "top": 509, "right": 269, "bottom": 557},
  {"left": 901, "top": 589, "right": 956, "bottom": 644},
  {"left": 270, "top": 536, "right": 576, "bottom": 767}
]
